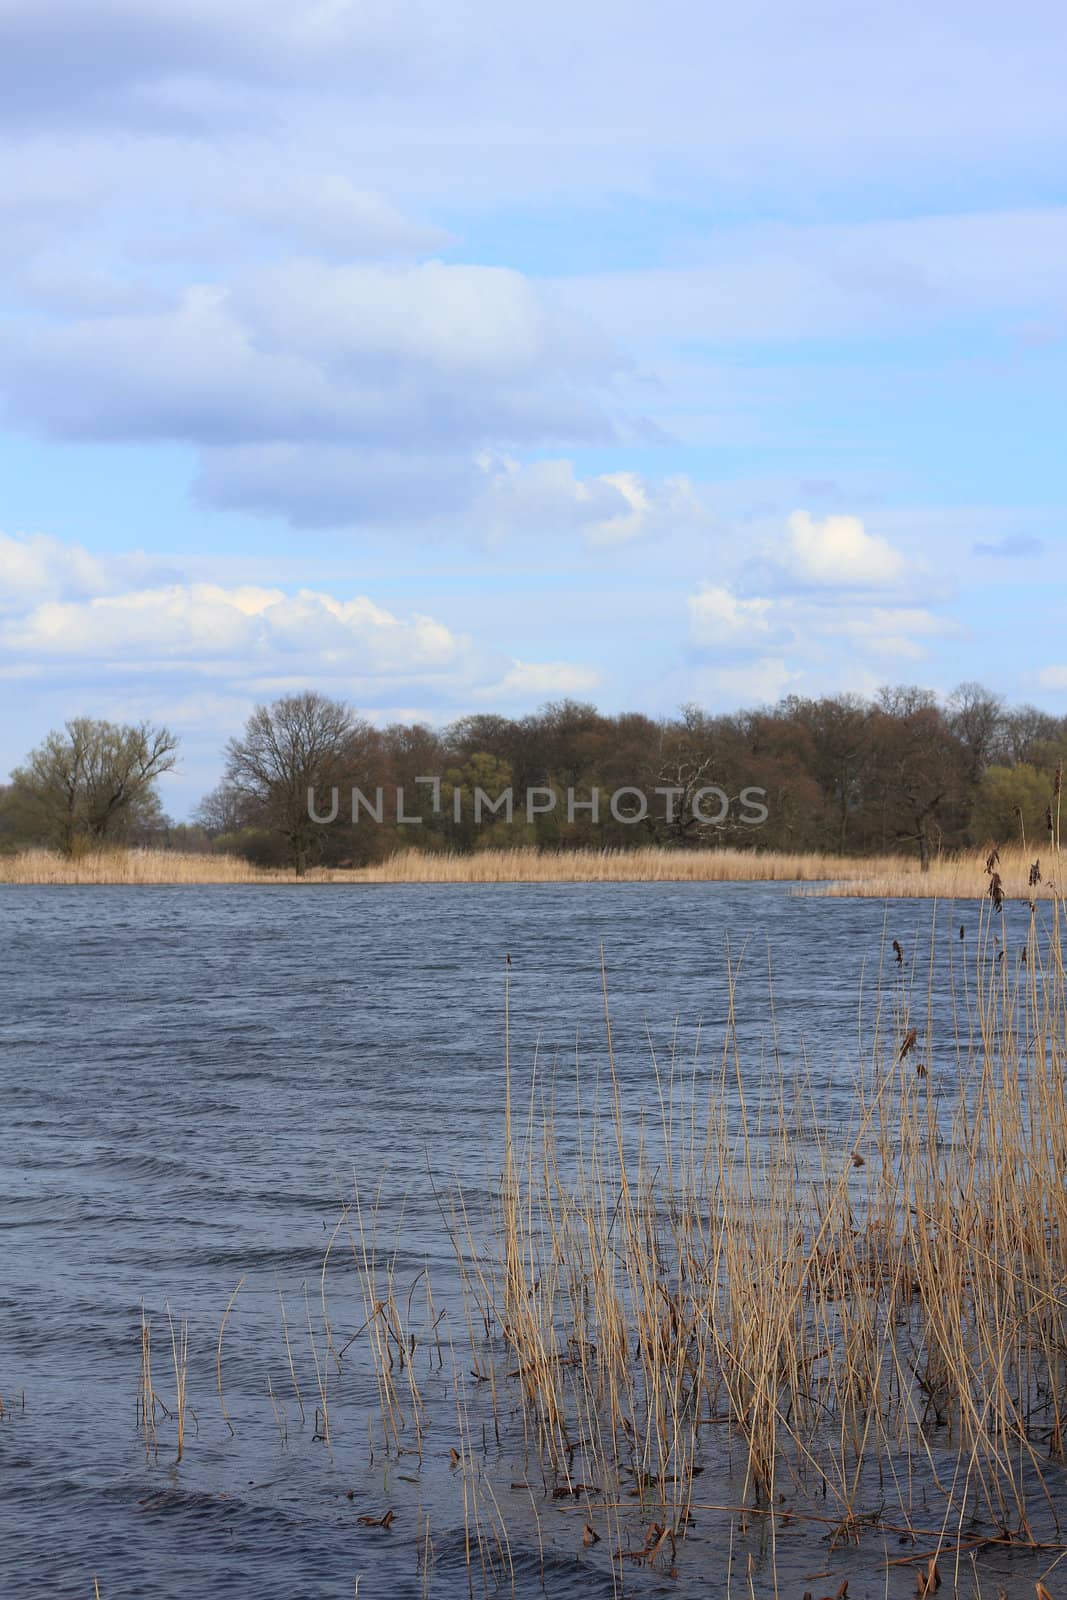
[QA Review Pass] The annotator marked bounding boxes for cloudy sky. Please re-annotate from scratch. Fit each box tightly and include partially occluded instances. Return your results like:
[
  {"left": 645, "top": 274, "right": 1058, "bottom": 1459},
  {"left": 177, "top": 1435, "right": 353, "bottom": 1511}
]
[{"left": 1, "top": 1, "right": 1065, "bottom": 814}]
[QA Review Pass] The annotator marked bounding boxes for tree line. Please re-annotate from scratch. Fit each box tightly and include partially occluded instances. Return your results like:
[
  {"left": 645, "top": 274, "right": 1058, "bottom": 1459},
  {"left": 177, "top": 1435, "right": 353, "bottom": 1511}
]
[{"left": 1, "top": 684, "right": 1064, "bottom": 874}]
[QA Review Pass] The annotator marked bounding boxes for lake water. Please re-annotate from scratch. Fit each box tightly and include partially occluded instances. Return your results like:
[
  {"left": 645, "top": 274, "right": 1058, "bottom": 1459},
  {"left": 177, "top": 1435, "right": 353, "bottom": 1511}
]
[{"left": 0, "top": 884, "right": 1054, "bottom": 1599}]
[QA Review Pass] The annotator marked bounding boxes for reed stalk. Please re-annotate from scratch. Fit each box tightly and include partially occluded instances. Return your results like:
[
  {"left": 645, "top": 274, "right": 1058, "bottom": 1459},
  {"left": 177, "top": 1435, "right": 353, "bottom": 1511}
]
[{"left": 165, "top": 1307, "right": 189, "bottom": 1463}]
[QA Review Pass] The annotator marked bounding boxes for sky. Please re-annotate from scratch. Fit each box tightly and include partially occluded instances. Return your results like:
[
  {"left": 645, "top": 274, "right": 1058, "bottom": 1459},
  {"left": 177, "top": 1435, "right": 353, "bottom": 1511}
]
[{"left": 0, "top": 0, "right": 1065, "bottom": 816}]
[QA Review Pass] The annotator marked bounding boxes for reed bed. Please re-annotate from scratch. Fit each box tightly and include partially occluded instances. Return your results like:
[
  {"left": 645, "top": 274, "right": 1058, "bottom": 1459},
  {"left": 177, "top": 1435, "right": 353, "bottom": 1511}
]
[
  {"left": 0, "top": 846, "right": 304, "bottom": 884},
  {"left": 452, "top": 903, "right": 1067, "bottom": 1578},
  {"left": 808, "top": 841, "right": 1061, "bottom": 901},
  {"left": 350, "top": 844, "right": 861, "bottom": 885},
  {"left": 357, "top": 841, "right": 1061, "bottom": 896},
  {"left": 2, "top": 840, "right": 1060, "bottom": 894}
]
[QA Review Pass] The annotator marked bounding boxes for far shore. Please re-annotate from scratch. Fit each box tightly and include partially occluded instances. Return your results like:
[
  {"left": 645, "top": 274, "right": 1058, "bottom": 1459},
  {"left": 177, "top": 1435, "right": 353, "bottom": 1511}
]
[{"left": 0, "top": 843, "right": 1057, "bottom": 899}]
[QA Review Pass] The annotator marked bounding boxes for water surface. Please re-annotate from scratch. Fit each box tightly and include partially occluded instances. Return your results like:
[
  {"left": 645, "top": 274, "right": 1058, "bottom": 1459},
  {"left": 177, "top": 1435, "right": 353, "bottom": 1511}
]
[{"left": 0, "top": 884, "right": 1051, "bottom": 1598}]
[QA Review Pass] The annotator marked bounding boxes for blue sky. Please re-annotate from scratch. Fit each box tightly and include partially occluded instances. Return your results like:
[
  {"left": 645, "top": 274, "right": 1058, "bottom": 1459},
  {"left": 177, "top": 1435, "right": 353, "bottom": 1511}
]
[{"left": 0, "top": 0, "right": 1065, "bottom": 815}]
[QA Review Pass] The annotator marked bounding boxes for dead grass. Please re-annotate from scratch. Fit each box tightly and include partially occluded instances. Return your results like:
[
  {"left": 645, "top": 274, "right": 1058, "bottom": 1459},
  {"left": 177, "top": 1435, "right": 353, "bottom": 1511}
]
[{"left": 2, "top": 841, "right": 1060, "bottom": 894}]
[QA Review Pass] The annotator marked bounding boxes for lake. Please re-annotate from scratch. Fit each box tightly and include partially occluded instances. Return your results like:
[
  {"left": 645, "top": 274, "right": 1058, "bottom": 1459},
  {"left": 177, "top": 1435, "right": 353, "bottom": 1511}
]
[{"left": 0, "top": 884, "right": 1053, "bottom": 1599}]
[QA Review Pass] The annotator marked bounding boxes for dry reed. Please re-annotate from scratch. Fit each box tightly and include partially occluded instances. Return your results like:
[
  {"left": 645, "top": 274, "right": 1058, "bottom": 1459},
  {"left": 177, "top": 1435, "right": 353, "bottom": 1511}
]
[
  {"left": 807, "top": 842, "right": 1061, "bottom": 901},
  {"left": 216, "top": 1277, "right": 245, "bottom": 1437},
  {"left": 0, "top": 847, "right": 302, "bottom": 884},
  {"left": 137, "top": 1302, "right": 159, "bottom": 1458},
  {"left": 166, "top": 1307, "right": 189, "bottom": 1463},
  {"left": 2, "top": 841, "right": 1061, "bottom": 895},
  {"left": 452, "top": 899, "right": 1067, "bottom": 1574}
]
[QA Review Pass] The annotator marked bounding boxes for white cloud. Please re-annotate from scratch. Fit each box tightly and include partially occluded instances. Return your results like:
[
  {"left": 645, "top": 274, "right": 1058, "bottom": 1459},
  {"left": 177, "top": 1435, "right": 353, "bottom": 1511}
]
[
  {"left": 2, "top": 581, "right": 469, "bottom": 677},
  {"left": 476, "top": 456, "right": 705, "bottom": 545},
  {"left": 777, "top": 510, "right": 906, "bottom": 588},
  {"left": 481, "top": 660, "right": 602, "bottom": 700},
  {"left": 684, "top": 574, "right": 958, "bottom": 681},
  {"left": 1038, "top": 665, "right": 1067, "bottom": 689},
  {"left": 0, "top": 529, "right": 113, "bottom": 608},
  {"left": 688, "top": 584, "right": 774, "bottom": 648},
  {"left": 236, "top": 259, "right": 605, "bottom": 378},
  {"left": 584, "top": 470, "right": 706, "bottom": 546},
  {"left": 0, "top": 534, "right": 614, "bottom": 766},
  {"left": 830, "top": 605, "right": 958, "bottom": 659},
  {"left": 0, "top": 265, "right": 620, "bottom": 527}
]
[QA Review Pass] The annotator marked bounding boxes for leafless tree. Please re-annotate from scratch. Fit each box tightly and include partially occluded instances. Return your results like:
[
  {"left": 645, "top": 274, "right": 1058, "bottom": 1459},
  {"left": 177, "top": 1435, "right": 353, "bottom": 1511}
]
[
  {"left": 221, "top": 692, "right": 366, "bottom": 874},
  {"left": 947, "top": 682, "right": 1005, "bottom": 784},
  {"left": 871, "top": 692, "right": 968, "bottom": 870}
]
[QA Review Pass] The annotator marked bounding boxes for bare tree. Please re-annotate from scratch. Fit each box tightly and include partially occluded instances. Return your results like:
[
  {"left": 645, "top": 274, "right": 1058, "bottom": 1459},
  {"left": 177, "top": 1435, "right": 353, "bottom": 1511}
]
[
  {"left": 947, "top": 682, "right": 1005, "bottom": 784},
  {"left": 10, "top": 718, "right": 178, "bottom": 855},
  {"left": 193, "top": 782, "right": 254, "bottom": 838},
  {"left": 786, "top": 694, "right": 874, "bottom": 852},
  {"left": 996, "top": 704, "right": 1063, "bottom": 767},
  {"left": 221, "top": 692, "right": 365, "bottom": 875},
  {"left": 870, "top": 693, "right": 968, "bottom": 870}
]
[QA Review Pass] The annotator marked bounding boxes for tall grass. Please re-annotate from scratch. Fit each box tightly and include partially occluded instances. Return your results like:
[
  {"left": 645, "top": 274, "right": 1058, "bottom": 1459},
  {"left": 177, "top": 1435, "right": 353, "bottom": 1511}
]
[{"left": 2, "top": 841, "right": 1060, "bottom": 894}]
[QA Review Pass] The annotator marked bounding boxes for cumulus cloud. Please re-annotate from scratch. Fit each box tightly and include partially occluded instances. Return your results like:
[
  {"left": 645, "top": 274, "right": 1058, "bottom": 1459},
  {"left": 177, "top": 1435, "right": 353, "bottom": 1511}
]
[
  {"left": 236, "top": 259, "right": 607, "bottom": 378},
  {"left": 0, "top": 268, "right": 611, "bottom": 446},
  {"left": 0, "top": 531, "right": 614, "bottom": 759},
  {"left": 2, "top": 581, "right": 468, "bottom": 677},
  {"left": 776, "top": 510, "right": 907, "bottom": 588},
  {"left": 193, "top": 445, "right": 698, "bottom": 536},
  {"left": 0, "top": 529, "right": 112, "bottom": 608},
  {"left": 2, "top": 228, "right": 707, "bottom": 539},
  {"left": 0, "top": 528, "right": 175, "bottom": 612},
  {"left": 688, "top": 584, "right": 774, "bottom": 649},
  {"left": 0, "top": 286, "right": 337, "bottom": 441},
  {"left": 475, "top": 456, "right": 705, "bottom": 545},
  {"left": 685, "top": 574, "right": 957, "bottom": 679},
  {"left": 0, "top": 264, "right": 624, "bottom": 527}
]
